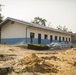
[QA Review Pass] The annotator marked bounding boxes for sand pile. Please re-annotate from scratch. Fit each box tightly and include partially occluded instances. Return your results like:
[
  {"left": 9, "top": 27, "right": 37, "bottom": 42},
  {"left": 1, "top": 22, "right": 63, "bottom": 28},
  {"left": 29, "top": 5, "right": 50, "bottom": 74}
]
[
  {"left": 0, "top": 54, "right": 16, "bottom": 61},
  {"left": 21, "top": 53, "right": 58, "bottom": 73},
  {"left": 41, "top": 55, "right": 61, "bottom": 61}
]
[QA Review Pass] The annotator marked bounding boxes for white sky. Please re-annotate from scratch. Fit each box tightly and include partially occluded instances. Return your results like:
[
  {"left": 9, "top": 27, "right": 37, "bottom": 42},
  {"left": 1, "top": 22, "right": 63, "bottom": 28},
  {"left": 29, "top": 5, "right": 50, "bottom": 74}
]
[{"left": 0, "top": 0, "right": 76, "bottom": 32}]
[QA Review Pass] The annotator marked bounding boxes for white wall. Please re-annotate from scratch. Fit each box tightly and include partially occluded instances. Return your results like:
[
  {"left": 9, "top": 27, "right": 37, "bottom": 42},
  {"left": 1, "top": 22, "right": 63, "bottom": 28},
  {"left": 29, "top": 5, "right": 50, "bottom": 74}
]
[
  {"left": 27, "top": 27, "right": 71, "bottom": 41},
  {"left": 1, "top": 21, "right": 71, "bottom": 41},
  {"left": 1, "top": 21, "right": 27, "bottom": 38}
]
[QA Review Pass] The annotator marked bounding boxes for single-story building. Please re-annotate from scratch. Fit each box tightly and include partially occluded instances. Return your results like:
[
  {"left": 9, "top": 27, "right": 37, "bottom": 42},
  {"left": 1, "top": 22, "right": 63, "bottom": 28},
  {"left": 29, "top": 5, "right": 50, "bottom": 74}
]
[
  {"left": 0, "top": 17, "right": 72, "bottom": 47},
  {"left": 71, "top": 33, "right": 76, "bottom": 41}
]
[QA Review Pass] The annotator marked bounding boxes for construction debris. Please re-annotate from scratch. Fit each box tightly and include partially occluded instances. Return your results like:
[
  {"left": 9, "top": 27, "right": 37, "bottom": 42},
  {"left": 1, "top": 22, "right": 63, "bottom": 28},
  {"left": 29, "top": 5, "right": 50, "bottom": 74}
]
[
  {"left": 19, "top": 53, "right": 58, "bottom": 73},
  {"left": 0, "top": 65, "right": 13, "bottom": 75},
  {"left": 47, "top": 42, "right": 62, "bottom": 50}
]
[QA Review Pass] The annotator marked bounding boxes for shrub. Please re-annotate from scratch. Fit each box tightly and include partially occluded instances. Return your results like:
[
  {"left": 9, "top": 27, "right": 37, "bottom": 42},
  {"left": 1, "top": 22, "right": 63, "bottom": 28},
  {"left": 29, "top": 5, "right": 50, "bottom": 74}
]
[
  {"left": 1, "top": 42, "right": 6, "bottom": 44},
  {"left": 27, "top": 44, "right": 49, "bottom": 50}
]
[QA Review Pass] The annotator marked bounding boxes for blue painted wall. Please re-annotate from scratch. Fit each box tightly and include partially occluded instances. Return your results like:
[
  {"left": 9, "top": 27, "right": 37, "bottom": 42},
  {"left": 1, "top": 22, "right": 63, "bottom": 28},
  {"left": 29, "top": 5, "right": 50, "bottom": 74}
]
[
  {"left": 1, "top": 38, "right": 38, "bottom": 44},
  {"left": 1, "top": 38, "right": 72, "bottom": 47}
]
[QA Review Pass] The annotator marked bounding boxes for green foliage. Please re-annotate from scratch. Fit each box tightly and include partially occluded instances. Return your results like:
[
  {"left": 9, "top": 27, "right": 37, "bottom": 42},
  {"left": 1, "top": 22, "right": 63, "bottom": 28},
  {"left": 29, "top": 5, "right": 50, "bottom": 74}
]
[
  {"left": 57, "top": 25, "right": 62, "bottom": 30},
  {"left": 1, "top": 42, "right": 6, "bottom": 44},
  {"left": 27, "top": 44, "right": 49, "bottom": 50},
  {"left": 62, "top": 26, "right": 68, "bottom": 32},
  {"left": 32, "top": 17, "right": 47, "bottom": 26},
  {"left": 0, "top": 13, "right": 3, "bottom": 23},
  {"left": 57, "top": 25, "right": 68, "bottom": 32}
]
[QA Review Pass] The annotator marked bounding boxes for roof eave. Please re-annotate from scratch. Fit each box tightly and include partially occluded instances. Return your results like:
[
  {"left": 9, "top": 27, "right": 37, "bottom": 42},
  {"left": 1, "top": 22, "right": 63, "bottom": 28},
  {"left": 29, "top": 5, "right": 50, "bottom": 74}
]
[{"left": 0, "top": 17, "right": 72, "bottom": 35}]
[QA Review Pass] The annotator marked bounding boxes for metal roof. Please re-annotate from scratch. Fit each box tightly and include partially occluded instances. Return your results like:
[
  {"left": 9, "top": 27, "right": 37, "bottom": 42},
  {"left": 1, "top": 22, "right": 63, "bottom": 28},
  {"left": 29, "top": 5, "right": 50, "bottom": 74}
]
[{"left": 0, "top": 17, "right": 72, "bottom": 35}]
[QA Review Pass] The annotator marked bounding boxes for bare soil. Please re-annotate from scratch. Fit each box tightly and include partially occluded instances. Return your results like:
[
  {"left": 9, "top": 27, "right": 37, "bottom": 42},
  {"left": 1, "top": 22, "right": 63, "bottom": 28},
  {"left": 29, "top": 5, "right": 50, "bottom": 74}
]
[{"left": 0, "top": 44, "right": 76, "bottom": 75}]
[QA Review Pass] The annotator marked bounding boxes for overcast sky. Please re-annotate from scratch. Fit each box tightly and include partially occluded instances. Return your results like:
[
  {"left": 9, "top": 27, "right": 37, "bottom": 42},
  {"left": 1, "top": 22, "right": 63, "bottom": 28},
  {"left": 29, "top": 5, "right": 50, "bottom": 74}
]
[{"left": 0, "top": 0, "right": 76, "bottom": 32}]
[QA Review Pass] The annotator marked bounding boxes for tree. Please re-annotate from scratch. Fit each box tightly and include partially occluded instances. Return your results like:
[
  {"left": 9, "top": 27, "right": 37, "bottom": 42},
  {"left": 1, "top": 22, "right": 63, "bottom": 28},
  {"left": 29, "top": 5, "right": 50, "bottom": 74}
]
[
  {"left": 62, "top": 26, "right": 68, "bottom": 32},
  {"left": 41, "top": 18, "right": 47, "bottom": 26},
  {"left": 57, "top": 25, "right": 62, "bottom": 30},
  {"left": 0, "top": 4, "right": 4, "bottom": 23},
  {"left": 32, "top": 17, "right": 47, "bottom": 26},
  {"left": 57, "top": 25, "right": 68, "bottom": 32},
  {"left": 0, "top": 13, "right": 3, "bottom": 23}
]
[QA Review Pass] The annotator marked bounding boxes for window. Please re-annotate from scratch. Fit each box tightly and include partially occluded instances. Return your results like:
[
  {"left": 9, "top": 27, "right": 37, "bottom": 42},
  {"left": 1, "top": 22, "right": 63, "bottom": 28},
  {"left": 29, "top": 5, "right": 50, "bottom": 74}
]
[
  {"left": 30, "top": 32, "right": 34, "bottom": 38},
  {"left": 66, "top": 37, "right": 67, "bottom": 42},
  {"left": 69, "top": 38, "right": 70, "bottom": 41},
  {"left": 50, "top": 35, "right": 53, "bottom": 42},
  {"left": 44, "top": 34, "right": 48, "bottom": 39},
  {"left": 11, "top": 21, "right": 15, "bottom": 24},
  {"left": 59, "top": 36, "right": 61, "bottom": 42},
  {"left": 55, "top": 36, "right": 57, "bottom": 40},
  {"left": 63, "top": 37, "right": 65, "bottom": 41}
]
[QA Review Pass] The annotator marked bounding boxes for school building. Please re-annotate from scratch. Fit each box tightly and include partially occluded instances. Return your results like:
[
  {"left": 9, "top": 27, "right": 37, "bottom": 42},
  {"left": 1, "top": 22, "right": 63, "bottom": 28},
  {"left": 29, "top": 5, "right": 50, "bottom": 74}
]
[{"left": 0, "top": 17, "right": 72, "bottom": 47}]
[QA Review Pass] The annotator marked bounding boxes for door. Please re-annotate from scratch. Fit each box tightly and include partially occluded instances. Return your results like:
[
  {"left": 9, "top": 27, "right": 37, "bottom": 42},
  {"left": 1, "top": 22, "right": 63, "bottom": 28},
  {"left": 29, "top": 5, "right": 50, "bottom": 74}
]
[
  {"left": 30, "top": 32, "right": 34, "bottom": 44},
  {"left": 38, "top": 34, "right": 41, "bottom": 44},
  {"left": 50, "top": 35, "right": 53, "bottom": 42},
  {"left": 59, "top": 36, "right": 61, "bottom": 42}
]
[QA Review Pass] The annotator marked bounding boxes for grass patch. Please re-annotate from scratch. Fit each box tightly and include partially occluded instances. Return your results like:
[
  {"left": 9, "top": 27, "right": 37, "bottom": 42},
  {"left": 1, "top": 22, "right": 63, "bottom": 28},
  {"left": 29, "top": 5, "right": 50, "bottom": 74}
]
[{"left": 27, "top": 44, "right": 49, "bottom": 50}]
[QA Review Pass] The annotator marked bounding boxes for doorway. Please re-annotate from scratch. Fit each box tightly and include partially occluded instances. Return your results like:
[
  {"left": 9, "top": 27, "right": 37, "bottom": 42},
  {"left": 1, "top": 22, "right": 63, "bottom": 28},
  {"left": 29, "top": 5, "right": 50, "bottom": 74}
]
[{"left": 38, "top": 34, "right": 41, "bottom": 44}]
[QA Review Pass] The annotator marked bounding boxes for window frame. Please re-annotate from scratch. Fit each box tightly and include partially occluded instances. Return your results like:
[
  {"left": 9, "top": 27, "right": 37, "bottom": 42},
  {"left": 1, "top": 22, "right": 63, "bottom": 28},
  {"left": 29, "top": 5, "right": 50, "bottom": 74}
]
[
  {"left": 11, "top": 21, "right": 15, "bottom": 24},
  {"left": 66, "top": 37, "right": 67, "bottom": 42},
  {"left": 55, "top": 36, "right": 57, "bottom": 40},
  {"left": 69, "top": 38, "right": 70, "bottom": 41},
  {"left": 50, "top": 35, "right": 53, "bottom": 42},
  {"left": 63, "top": 37, "right": 65, "bottom": 41},
  {"left": 30, "top": 32, "right": 35, "bottom": 38},
  {"left": 59, "top": 36, "right": 61, "bottom": 42},
  {"left": 44, "top": 34, "right": 48, "bottom": 39}
]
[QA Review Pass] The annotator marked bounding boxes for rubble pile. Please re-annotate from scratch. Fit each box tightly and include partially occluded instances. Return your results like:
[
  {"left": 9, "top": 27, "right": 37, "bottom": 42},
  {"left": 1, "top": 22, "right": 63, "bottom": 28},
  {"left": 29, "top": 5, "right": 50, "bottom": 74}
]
[
  {"left": 47, "top": 42, "right": 62, "bottom": 50},
  {"left": 21, "top": 53, "right": 58, "bottom": 73},
  {"left": 41, "top": 55, "right": 61, "bottom": 61},
  {"left": 0, "top": 54, "right": 16, "bottom": 61},
  {"left": 0, "top": 65, "right": 12, "bottom": 75}
]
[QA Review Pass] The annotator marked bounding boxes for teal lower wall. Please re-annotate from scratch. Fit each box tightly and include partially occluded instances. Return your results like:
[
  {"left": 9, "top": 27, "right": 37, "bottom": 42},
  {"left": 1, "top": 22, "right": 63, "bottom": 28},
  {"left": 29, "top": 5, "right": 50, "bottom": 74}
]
[{"left": 1, "top": 38, "right": 72, "bottom": 47}]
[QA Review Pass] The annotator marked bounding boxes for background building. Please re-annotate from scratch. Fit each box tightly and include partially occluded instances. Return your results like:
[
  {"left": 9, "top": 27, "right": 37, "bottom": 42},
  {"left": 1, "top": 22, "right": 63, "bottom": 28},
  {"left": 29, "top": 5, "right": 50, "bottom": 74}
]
[{"left": 71, "top": 33, "right": 76, "bottom": 41}]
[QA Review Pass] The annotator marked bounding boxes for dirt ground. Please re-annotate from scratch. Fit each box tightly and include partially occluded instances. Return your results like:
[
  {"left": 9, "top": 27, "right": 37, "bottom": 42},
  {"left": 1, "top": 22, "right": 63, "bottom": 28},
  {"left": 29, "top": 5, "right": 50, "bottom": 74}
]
[{"left": 0, "top": 44, "right": 76, "bottom": 75}]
